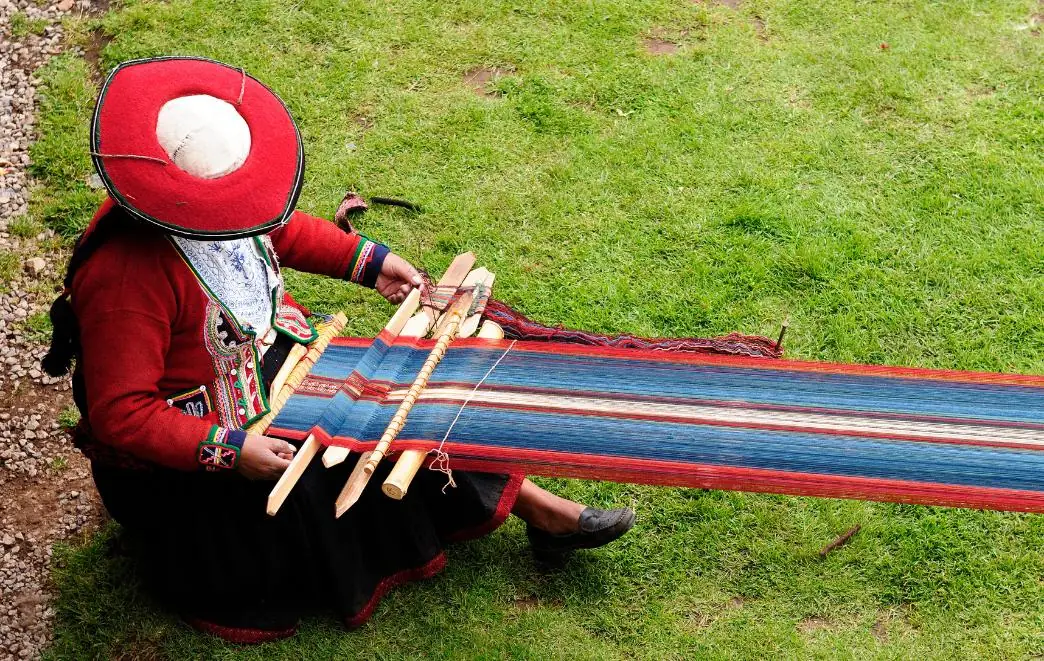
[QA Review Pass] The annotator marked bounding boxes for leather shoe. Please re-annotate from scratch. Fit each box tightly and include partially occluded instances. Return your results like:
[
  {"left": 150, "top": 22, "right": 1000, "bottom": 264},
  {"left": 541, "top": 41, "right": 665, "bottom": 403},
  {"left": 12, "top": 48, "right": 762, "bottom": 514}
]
[{"left": 527, "top": 507, "right": 635, "bottom": 562}]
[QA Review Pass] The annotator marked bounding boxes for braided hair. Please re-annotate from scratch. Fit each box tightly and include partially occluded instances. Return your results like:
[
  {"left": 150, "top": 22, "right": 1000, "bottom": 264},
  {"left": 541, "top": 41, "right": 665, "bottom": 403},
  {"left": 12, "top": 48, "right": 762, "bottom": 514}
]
[{"left": 42, "top": 205, "right": 144, "bottom": 377}]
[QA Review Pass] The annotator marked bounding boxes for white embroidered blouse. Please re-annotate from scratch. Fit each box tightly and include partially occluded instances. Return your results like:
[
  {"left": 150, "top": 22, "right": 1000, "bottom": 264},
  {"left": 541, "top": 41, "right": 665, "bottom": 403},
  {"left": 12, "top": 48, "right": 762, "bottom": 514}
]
[{"left": 172, "top": 236, "right": 279, "bottom": 343}]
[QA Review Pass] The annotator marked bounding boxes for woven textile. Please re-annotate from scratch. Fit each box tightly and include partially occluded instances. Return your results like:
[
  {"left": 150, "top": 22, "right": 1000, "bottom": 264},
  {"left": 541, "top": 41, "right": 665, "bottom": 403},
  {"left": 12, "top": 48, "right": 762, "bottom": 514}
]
[{"left": 269, "top": 334, "right": 1044, "bottom": 512}]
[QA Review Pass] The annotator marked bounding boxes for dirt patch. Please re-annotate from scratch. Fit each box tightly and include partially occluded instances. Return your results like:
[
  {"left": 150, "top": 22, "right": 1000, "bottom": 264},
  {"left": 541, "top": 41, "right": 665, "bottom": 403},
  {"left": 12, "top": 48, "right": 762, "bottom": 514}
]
[
  {"left": 512, "top": 594, "right": 540, "bottom": 611},
  {"left": 707, "top": 0, "right": 743, "bottom": 8},
  {"left": 872, "top": 613, "right": 890, "bottom": 643},
  {"left": 797, "top": 616, "right": 834, "bottom": 634},
  {"left": 83, "top": 27, "right": 114, "bottom": 86},
  {"left": 643, "top": 38, "right": 679, "bottom": 55},
  {"left": 463, "top": 66, "right": 511, "bottom": 97},
  {"left": 752, "top": 16, "right": 767, "bottom": 40},
  {"left": 728, "top": 596, "right": 745, "bottom": 609}
]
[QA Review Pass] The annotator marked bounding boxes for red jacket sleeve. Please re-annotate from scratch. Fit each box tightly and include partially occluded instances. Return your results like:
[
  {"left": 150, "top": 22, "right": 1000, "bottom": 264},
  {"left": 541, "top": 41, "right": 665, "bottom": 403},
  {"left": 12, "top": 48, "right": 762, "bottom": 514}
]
[
  {"left": 269, "top": 210, "right": 389, "bottom": 286},
  {"left": 73, "top": 237, "right": 244, "bottom": 471}
]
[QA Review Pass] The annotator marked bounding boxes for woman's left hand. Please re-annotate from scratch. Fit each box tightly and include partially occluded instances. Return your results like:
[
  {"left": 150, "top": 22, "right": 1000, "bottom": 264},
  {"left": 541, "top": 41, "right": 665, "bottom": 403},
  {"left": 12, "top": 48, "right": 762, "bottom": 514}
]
[{"left": 375, "top": 253, "right": 424, "bottom": 304}]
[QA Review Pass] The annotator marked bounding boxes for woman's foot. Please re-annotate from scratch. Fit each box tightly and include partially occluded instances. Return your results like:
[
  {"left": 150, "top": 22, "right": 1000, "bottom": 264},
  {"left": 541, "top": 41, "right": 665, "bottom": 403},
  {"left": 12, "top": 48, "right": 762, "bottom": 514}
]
[{"left": 512, "top": 479, "right": 635, "bottom": 562}]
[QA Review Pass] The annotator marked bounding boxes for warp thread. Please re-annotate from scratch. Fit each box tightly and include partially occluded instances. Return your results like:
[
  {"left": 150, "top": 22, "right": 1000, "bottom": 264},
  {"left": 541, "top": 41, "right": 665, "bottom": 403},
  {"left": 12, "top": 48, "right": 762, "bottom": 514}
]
[{"left": 428, "top": 339, "right": 517, "bottom": 492}]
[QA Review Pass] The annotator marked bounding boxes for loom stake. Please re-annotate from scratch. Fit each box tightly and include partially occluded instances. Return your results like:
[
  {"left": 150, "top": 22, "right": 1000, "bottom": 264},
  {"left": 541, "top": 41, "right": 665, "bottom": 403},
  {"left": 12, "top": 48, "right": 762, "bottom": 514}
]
[
  {"left": 266, "top": 433, "right": 320, "bottom": 516},
  {"left": 363, "top": 290, "right": 475, "bottom": 476},
  {"left": 775, "top": 319, "right": 789, "bottom": 352}
]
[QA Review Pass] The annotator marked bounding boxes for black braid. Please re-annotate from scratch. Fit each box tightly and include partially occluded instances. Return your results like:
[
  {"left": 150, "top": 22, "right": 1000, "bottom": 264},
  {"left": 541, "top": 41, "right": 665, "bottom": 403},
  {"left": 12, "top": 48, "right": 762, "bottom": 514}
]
[{"left": 42, "top": 206, "right": 141, "bottom": 376}]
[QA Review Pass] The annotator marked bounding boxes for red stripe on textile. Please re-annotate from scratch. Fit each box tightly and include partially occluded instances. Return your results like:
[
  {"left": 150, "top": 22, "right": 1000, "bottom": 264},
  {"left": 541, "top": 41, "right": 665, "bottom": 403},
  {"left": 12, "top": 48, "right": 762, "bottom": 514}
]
[
  {"left": 307, "top": 436, "right": 1044, "bottom": 513},
  {"left": 441, "top": 444, "right": 1044, "bottom": 514},
  {"left": 269, "top": 426, "right": 310, "bottom": 442}
]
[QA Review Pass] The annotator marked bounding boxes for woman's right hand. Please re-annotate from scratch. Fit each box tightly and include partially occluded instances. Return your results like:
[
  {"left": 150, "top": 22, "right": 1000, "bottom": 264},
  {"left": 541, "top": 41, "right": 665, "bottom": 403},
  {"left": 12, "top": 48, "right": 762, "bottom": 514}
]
[{"left": 238, "top": 434, "right": 296, "bottom": 480}]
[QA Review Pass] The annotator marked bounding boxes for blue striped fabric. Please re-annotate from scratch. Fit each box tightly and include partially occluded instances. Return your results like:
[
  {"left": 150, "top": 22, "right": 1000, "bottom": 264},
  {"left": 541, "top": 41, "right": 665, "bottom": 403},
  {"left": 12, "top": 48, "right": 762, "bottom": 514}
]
[{"left": 270, "top": 339, "right": 1044, "bottom": 511}]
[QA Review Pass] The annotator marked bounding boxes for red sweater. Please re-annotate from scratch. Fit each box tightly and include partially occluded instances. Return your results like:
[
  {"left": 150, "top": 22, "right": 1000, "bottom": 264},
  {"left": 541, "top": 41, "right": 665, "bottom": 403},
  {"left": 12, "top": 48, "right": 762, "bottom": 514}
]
[{"left": 72, "top": 199, "right": 386, "bottom": 471}]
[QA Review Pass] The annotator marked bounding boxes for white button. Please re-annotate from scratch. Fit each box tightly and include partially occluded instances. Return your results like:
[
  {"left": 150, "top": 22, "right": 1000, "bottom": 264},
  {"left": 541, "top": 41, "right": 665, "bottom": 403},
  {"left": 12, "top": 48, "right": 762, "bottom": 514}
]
[
  {"left": 199, "top": 385, "right": 207, "bottom": 392},
  {"left": 230, "top": 369, "right": 237, "bottom": 376},
  {"left": 237, "top": 408, "right": 246, "bottom": 416},
  {"left": 166, "top": 399, "right": 173, "bottom": 406}
]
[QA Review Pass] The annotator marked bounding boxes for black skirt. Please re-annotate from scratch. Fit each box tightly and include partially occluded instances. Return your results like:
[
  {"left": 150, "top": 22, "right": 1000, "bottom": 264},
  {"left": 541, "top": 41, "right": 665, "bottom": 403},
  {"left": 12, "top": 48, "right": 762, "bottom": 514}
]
[{"left": 92, "top": 457, "right": 522, "bottom": 641}]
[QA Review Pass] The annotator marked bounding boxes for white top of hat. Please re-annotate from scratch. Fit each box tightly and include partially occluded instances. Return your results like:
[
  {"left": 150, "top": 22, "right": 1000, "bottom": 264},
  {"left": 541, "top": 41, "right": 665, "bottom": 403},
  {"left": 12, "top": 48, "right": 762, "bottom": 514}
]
[{"left": 156, "top": 94, "right": 251, "bottom": 179}]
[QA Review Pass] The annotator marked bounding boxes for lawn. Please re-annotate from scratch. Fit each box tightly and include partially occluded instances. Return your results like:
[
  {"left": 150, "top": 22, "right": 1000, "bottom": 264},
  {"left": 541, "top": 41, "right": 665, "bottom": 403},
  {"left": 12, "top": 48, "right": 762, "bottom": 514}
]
[{"left": 32, "top": 0, "right": 1044, "bottom": 658}]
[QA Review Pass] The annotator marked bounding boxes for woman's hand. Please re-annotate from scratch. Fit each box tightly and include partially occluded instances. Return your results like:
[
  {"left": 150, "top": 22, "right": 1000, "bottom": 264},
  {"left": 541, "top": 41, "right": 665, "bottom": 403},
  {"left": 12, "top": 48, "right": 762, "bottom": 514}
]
[
  {"left": 238, "top": 434, "right": 296, "bottom": 480},
  {"left": 375, "top": 253, "right": 424, "bottom": 304}
]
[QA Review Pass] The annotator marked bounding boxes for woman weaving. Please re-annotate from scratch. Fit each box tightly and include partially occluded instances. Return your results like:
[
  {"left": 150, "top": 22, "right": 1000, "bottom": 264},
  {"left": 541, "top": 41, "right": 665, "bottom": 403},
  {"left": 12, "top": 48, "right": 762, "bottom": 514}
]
[{"left": 43, "top": 57, "right": 634, "bottom": 643}]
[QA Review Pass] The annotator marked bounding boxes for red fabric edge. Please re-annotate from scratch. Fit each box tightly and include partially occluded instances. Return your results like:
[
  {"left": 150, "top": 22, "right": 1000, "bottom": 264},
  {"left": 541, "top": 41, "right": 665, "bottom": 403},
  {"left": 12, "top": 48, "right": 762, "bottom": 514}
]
[
  {"left": 183, "top": 617, "right": 297, "bottom": 644},
  {"left": 266, "top": 433, "right": 1044, "bottom": 514},
  {"left": 442, "top": 448, "right": 1044, "bottom": 514},
  {"left": 343, "top": 553, "right": 447, "bottom": 629},
  {"left": 444, "top": 471, "right": 525, "bottom": 544}
]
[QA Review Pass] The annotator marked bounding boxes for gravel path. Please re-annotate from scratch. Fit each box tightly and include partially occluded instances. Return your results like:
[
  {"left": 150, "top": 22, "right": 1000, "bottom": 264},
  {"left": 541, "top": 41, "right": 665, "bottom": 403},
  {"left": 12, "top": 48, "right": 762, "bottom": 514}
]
[{"left": 1, "top": 1, "right": 107, "bottom": 659}]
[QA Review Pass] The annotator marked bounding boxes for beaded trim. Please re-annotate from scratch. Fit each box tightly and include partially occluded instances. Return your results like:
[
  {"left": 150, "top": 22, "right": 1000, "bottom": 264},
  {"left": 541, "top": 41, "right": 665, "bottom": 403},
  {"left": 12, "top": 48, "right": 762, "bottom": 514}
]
[
  {"left": 348, "top": 238, "right": 376, "bottom": 283},
  {"left": 203, "top": 301, "right": 269, "bottom": 429}
]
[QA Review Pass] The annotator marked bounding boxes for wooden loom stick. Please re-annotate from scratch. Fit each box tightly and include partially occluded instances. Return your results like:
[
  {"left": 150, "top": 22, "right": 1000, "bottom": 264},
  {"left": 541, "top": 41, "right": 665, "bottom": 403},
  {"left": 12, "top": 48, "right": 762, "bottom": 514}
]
[
  {"left": 362, "top": 290, "right": 474, "bottom": 476},
  {"left": 321, "top": 288, "right": 423, "bottom": 468},
  {"left": 383, "top": 270, "right": 496, "bottom": 499},
  {"left": 265, "top": 294, "right": 421, "bottom": 516},
  {"left": 266, "top": 433, "right": 321, "bottom": 516},
  {"left": 335, "top": 449, "right": 373, "bottom": 518},
  {"left": 332, "top": 254, "right": 476, "bottom": 515}
]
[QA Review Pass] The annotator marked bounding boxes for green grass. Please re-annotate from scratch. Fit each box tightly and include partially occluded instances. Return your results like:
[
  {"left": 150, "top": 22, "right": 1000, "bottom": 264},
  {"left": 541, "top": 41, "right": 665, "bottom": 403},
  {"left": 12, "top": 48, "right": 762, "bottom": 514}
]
[
  {"left": 0, "top": 251, "right": 19, "bottom": 293},
  {"left": 35, "top": 0, "right": 1044, "bottom": 658},
  {"left": 8, "top": 10, "right": 48, "bottom": 38}
]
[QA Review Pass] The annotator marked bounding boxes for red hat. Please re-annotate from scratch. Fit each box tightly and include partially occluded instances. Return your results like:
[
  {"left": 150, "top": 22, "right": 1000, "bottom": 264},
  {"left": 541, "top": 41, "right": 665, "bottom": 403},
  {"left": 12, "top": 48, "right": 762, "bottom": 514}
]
[{"left": 90, "top": 56, "right": 304, "bottom": 239}]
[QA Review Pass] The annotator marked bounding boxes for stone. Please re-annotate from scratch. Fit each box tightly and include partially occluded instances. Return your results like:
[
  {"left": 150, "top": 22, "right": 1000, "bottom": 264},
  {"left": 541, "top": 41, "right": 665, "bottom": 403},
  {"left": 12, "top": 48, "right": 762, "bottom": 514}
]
[{"left": 23, "top": 258, "right": 46, "bottom": 276}]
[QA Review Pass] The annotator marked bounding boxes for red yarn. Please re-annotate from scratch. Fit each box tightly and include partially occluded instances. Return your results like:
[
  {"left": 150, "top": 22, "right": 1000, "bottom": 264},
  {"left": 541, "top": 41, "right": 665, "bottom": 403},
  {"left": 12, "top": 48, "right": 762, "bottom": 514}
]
[{"left": 482, "top": 299, "right": 783, "bottom": 359}]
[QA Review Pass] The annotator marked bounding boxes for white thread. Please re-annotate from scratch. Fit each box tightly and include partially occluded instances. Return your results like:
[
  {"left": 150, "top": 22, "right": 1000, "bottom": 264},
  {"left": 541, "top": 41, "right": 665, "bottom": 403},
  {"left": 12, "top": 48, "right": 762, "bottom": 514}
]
[{"left": 429, "top": 339, "right": 516, "bottom": 492}]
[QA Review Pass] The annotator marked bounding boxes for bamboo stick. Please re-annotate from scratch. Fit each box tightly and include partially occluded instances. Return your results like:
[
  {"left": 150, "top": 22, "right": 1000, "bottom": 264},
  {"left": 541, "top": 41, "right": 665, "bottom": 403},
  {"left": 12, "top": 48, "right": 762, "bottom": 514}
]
[
  {"left": 362, "top": 291, "right": 474, "bottom": 476},
  {"left": 382, "top": 270, "right": 496, "bottom": 499}
]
